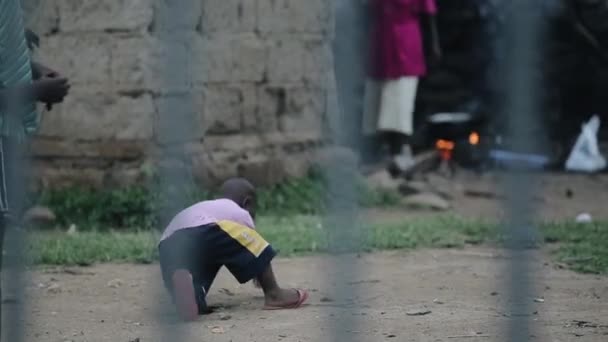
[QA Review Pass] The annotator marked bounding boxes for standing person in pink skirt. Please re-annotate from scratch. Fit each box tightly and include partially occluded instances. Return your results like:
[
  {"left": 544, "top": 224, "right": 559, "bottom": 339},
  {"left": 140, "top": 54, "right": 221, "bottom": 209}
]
[{"left": 363, "top": 0, "right": 441, "bottom": 173}]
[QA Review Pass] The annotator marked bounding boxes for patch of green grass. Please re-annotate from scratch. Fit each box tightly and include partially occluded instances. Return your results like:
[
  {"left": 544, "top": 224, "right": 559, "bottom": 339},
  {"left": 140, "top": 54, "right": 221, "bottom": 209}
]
[
  {"left": 28, "top": 216, "right": 495, "bottom": 265},
  {"left": 367, "top": 217, "right": 496, "bottom": 250},
  {"left": 357, "top": 183, "right": 402, "bottom": 208},
  {"left": 27, "top": 216, "right": 608, "bottom": 275},
  {"left": 28, "top": 230, "right": 159, "bottom": 266},
  {"left": 256, "top": 174, "right": 327, "bottom": 216},
  {"left": 541, "top": 222, "right": 608, "bottom": 274},
  {"left": 33, "top": 172, "right": 401, "bottom": 231},
  {"left": 37, "top": 186, "right": 163, "bottom": 231}
]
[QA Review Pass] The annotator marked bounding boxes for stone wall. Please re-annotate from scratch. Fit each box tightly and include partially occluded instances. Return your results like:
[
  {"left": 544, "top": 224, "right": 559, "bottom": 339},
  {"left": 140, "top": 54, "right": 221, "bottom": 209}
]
[{"left": 23, "top": 0, "right": 333, "bottom": 189}]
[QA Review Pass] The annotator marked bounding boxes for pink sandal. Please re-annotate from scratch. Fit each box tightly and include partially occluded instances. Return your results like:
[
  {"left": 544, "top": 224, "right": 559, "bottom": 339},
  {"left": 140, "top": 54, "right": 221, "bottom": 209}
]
[{"left": 263, "top": 289, "right": 309, "bottom": 310}]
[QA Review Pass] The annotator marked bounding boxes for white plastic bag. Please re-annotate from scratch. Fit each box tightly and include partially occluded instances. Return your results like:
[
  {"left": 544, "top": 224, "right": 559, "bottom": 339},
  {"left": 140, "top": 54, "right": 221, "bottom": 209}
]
[{"left": 565, "top": 115, "right": 607, "bottom": 172}]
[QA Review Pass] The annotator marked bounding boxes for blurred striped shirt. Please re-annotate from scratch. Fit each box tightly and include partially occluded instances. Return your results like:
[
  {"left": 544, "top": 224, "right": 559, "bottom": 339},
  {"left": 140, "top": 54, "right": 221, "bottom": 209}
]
[{"left": 0, "top": 0, "right": 39, "bottom": 141}]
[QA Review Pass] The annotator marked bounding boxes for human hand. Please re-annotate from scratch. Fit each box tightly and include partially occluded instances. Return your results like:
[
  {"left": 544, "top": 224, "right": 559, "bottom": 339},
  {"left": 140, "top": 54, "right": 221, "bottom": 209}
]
[
  {"left": 30, "top": 77, "right": 70, "bottom": 106},
  {"left": 38, "top": 67, "right": 68, "bottom": 110}
]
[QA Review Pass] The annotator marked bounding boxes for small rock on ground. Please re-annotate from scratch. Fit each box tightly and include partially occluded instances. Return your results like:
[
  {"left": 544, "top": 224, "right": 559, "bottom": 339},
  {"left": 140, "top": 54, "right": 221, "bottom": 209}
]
[
  {"left": 402, "top": 192, "right": 451, "bottom": 211},
  {"left": 406, "top": 309, "right": 432, "bottom": 316},
  {"left": 23, "top": 206, "right": 56, "bottom": 225},
  {"left": 366, "top": 170, "right": 402, "bottom": 191},
  {"left": 107, "top": 279, "right": 123, "bottom": 288}
]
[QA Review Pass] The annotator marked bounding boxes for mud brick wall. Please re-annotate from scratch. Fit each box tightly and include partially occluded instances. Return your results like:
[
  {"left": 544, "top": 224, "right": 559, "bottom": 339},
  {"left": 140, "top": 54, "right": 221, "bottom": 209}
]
[{"left": 23, "top": 0, "right": 333, "bottom": 189}]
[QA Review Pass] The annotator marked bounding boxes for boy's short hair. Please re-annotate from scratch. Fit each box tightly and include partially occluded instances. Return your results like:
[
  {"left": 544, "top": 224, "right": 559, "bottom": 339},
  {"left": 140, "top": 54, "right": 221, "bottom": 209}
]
[{"left": 219, "top": 178, "right": 255, "bottom": 202}]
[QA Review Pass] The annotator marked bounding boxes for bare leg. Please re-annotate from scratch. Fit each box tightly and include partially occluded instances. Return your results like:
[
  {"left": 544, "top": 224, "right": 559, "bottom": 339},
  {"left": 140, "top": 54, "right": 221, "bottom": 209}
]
[
  {"left": 256, "top": 264, "right": 300, "bottom": 307},
  {"left": 171, "top": 269, "right": 198, "bottom": 321}
]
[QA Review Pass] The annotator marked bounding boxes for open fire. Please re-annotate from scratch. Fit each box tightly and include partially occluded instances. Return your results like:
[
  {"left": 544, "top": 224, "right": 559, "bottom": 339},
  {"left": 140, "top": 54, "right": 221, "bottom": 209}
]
[
  {"left": 436, "top": 139, "right": 455, "bottom": 160},
  {"left": 469, "top": 131, "right": 480, "bottom": 145},
  {"left": 435, "top": 131, "right": 480, "bottom": 161}
]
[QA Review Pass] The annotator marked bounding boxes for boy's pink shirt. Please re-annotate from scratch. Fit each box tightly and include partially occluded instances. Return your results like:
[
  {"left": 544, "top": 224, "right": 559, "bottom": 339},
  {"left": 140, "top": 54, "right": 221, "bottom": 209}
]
[{"left": 160, "top": 198, "right": 255, "bottom": 242}]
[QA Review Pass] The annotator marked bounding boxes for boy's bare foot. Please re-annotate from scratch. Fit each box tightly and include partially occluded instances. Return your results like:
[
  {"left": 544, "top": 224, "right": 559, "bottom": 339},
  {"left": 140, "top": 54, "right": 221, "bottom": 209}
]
[
  {"left": 257, "top": 264, "right": 309, "bottom": 309},
  {"left": 264, "top": 288, "right": 308, "bottom": 309}
]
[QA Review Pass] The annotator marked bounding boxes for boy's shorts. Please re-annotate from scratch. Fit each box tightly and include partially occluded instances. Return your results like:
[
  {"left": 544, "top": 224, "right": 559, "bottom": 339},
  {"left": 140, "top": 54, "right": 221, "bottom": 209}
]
[{"left": 159, "top": 221, "right": 276, "bottom": 313}]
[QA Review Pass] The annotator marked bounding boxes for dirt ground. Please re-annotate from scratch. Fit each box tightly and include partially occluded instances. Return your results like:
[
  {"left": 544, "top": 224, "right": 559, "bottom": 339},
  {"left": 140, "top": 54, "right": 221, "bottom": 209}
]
[
  {"left": 390, "top": 172, "right": 608, "bottom": 222},
  {"left": 11, "top": 247, "right": 606, "bottom": 342},
  {"left": 4, "top": 173, "right": 607, "bottom": 342},
  {"left": 453, "top": 172, "right": 608, "bottom": 221}
]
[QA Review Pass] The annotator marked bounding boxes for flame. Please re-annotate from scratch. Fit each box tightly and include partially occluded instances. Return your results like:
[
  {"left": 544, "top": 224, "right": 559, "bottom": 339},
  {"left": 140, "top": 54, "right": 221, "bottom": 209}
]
[
  {"left": 469, "top": 131, "right": 480, "bottom": 145},
  {"left": 436, "top": 139, "right": 455, "bottom": 161},
  {"left": 436, "top": 139, "right": 455, "bottom": 151}
]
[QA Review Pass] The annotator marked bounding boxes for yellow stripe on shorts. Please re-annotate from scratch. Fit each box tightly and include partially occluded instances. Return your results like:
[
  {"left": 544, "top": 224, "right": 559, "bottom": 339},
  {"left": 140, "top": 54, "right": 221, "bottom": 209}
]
[{"left": 216, "top": 220, "right": 269, "bottom": 258}]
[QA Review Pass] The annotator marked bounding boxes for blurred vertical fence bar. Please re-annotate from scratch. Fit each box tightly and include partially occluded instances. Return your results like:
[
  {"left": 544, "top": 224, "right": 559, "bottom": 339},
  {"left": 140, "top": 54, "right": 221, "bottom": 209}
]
[
  {"left": 1, "top": 0, "right": 44, "bottom": 340},
  {"left": 1, "top": 141, "right": 28, "bottom": 342},
  {"left": 153, "top": 1, "right": 199, "bottom": 341},
  {"left": 323, "top": 1, "right": 368, "bottom": 341},
  {"left": 496, "top": 1, "right": 548, "bottom": 341}
]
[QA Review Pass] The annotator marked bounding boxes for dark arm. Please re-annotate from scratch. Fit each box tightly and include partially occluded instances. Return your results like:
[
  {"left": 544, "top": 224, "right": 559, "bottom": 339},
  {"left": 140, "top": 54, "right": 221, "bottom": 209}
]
[
  {"left": 31, "top": 61, "right": 59, "bottom": 80},
  {"left": 0, "top": 79, "right": 70, "bottom": 111},
  {"left": 0, "top": 30, "right": 69, "bottom": 111},
  {"left": 25, "top": 29, "right": 61, "bottom": 81},
  {"left": 426, "top": 14, "right": 442, "bottom": 61}
]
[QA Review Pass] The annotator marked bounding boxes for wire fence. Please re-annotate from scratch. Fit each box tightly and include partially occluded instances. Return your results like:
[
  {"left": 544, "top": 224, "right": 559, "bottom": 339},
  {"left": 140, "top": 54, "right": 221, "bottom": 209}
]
[
  {"left": 1, "top": 1, "right": 41, "bottom": 340},
  {"left": 4, "top": 0, "right": 591, "bottom": 341},
  {"left": 321, "top": 1, "right": 368, "bottom": 341},
  {"left": 153, "top": 1, "right": 200, "bottom": 340},
  {"left": 497, "top": 1, "right": 547, "bottom": 341},
  {"left": 1, "top": 143, "right": 28, "bottom": 342}
]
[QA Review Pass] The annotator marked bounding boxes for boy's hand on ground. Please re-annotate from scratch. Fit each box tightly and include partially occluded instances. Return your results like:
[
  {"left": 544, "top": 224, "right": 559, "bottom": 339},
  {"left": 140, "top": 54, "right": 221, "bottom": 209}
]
[{"left": 31, "top": 77, "right": 70, "bottom": 105}]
